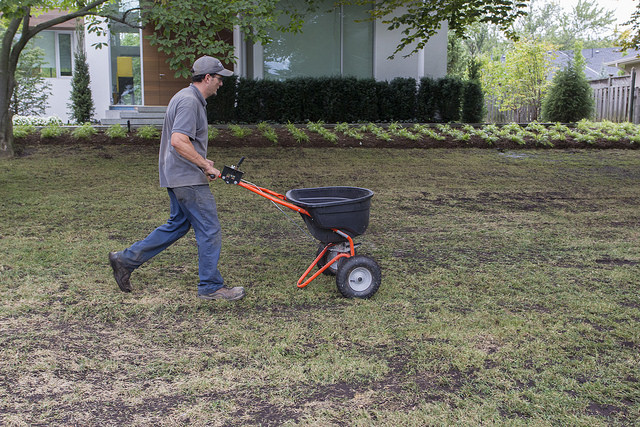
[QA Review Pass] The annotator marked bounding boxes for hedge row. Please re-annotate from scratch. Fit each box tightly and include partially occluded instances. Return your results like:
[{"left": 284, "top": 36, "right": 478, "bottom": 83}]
[{"left": 207, "top": 76, "right": 484, "bottom": 124}]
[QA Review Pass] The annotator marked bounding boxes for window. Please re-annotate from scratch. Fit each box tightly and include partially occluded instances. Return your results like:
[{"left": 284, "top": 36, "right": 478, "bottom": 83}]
[
  {"left": 109, "top": 0, "right": 143, "bottom": 106},
  {"left": 32, "top": 31, "right": 73, "bottom": 78},
  {"left": 109, "top": 23, "right": 143, "bottom": 105},
  {"left": 263, "top": 1, "right": 373, "bottom": 80}
]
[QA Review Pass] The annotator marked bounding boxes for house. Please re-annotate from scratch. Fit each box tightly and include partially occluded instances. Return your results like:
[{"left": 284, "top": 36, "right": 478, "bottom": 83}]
[
  {"left": 34, "top": 2, "right": 448, "bottom": 124},
  {"left": 603, "top": 53, "right": 640, "bottom": 76},
  {"left": 552, "top": 47, "right": 640, "bottom": 80}
]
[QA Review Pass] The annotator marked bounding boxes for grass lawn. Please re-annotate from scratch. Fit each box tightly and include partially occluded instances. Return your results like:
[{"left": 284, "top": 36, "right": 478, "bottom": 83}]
[{"left": 1, "top": 144, "right": 639, "bottom": 425}]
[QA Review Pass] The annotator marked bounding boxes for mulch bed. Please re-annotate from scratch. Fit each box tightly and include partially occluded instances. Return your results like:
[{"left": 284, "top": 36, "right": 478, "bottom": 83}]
[{"left": 14, "top": 128, "right": 640, "bottom": 153}]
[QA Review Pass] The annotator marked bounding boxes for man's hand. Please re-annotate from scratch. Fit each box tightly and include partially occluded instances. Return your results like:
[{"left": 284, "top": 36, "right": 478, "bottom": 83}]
[{"left": 204, "top": 159, "right": 221, "bottom": 181}]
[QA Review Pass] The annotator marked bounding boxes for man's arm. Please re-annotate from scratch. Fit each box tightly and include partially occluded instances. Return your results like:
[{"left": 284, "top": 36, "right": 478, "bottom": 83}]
[{"left": 170, "top": 132, "right": 220, "bottom": 180}]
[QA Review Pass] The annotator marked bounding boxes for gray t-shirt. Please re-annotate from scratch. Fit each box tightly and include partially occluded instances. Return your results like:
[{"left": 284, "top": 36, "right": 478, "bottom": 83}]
[{"left": 158, "top": 84, "right": 209, "bottom": 188}]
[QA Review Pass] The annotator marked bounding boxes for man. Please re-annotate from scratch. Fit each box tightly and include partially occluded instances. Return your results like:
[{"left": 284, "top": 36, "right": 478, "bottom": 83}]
[{"left": 109, "top": 56, "right": 245, "bottom": 301}]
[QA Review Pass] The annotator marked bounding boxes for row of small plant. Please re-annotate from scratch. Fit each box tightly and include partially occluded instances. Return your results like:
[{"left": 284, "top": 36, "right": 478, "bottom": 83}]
[
  {"left": 13, "top": 123, "right": 161, "bottom": 140},
  {"left": 288, "top": 120, "right": 640, "bottom": 146},
  {"left": 13, "top": 120, "right": 640, "bottom": 146},
  {"left": 12, "top": 115, "right": 63, "bottom": 127}
]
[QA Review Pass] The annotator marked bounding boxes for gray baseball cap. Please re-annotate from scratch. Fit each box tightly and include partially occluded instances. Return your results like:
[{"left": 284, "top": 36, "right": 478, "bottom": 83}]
[{"left": 191, "top": 56, "right": 234, "bottom": 77}]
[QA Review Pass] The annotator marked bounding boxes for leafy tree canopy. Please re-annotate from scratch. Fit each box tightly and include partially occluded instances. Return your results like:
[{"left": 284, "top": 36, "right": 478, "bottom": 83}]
[
  {"left": 340, "top": 0, "right": 530, "bottom": 58},
  {"left": 141, "top": 0, "right": 309, "bottom": 78},
  {"left": 618, "top": 2, "right": 640, "bottom": 52},
  {"left": 513, "top": 0, "right": 615, "bottom": 50}
]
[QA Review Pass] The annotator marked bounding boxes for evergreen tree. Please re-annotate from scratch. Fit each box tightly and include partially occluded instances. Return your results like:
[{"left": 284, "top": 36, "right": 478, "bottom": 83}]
[
  {"left": 68, "top": 32, "right": 95, "bottom": 124},
  {"left": 11, "top": 46, "right": 52, "bottom": 116},
  {"left": 542, "top": 43, "right": 594, "bottom": 122}
]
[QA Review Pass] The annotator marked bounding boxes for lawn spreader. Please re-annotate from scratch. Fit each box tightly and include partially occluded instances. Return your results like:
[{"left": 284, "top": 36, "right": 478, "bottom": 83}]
[{"left": 218, "top": 157, "right": 381, "bottom": 299}]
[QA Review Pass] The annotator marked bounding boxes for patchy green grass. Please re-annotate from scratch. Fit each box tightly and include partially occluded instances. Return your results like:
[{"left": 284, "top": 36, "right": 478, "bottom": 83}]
[{"left": 1, "top": 145, "right": 639, "bottom": 425}]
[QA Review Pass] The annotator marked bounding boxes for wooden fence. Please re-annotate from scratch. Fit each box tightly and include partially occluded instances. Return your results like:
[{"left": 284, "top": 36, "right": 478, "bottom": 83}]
[
  {"left": 590, "top": 75, "right": 640, "bottom": 123},
  {"left": 484, "top": 100, "right": 539, "bottom": 123},
  {"left": 485, "top": 74, "right": 640, "bottom": 124}
]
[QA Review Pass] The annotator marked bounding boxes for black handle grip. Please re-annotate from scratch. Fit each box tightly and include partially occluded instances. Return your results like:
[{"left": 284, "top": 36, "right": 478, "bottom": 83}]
[{"left": 236, "top": 156, "right": 245, "bottom": 168}]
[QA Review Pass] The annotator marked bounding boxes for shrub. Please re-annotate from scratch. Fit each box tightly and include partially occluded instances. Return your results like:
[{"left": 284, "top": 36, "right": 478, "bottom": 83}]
[
  {"left": 257, "top": 122, "right": 278, "bottom": 145},
  {"left": 208, "top": 126, "right": 219, "bottom": 141},
  {"left": 285, "top": 122, "right": 309, "bottom": 143},
  {"left": 106, "top": 123, "right": 128, "bottom": 138},
  {"left": 542, "top": 44, "right": 594, "bottom": 122},
  {"left": 389, "top": 77, "right": 417, "bottom": 121},
  {"left": 436, "top": 76, "right": 464, "bottom": 123},
  {"left": 461, "top": 80, "right": 485, "bottom": 123},
  {"left": 228, "top": 124, "right": 252, "bottom": 138},
  {"left": 13, "top": 125, "right": 36, "bottom": 138},
  {"left": 71, "top": 123, "right": 97, "bottom": 139},
  {"left": 206, "top": 75, "right": 238, "bottom": 123},
  {"left": 363, "top": 123, "right": 392, "bottom": 142},
  {"left": 135, "top": 125, "right": 160, "bottom": 140},
  {"left": 417, "top": 77, "right": 438, "bottom": 122},
  {"left": 335, "top": 122, "right": 364, "bottom": 140},
  {"left": 307, "top": 121, "right": 338, "bottom": 144},
  {"left": 13, "top": 115, "right": 62, "bottom": 126},
  {"left": 40, "top": 123, "right": 66, "bottom": 138}
]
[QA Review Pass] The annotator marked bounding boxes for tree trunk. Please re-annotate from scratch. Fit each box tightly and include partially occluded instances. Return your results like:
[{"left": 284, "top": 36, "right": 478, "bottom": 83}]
[
  {"left": 0, "top": 18, "right": 19, "bottom": 159},
  {"left": 0, "top": 76, "right": 15, "bottom": 158}
]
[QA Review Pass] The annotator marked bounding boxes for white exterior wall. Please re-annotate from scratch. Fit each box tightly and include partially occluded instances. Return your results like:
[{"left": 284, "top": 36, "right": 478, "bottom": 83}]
[
  {"left": 85, "top": 20, "right": 112, "bottom": 123},
  {"left": 374, "top": 19, "right": 447, "bottom": 81},
  {"left": 43, "top": 78, "right": 72, "bottom": 123},
  {"left": 39, "top": 23, "right": 112, "bottom": 123}
]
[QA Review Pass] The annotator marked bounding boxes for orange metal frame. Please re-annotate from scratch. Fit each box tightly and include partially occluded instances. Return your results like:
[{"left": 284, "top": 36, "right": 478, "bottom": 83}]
[{"left": 237, "top": 180, "right": 355, "bottom": 289}]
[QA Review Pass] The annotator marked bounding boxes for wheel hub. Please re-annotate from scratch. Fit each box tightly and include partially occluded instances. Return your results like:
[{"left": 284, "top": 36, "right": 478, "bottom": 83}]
[{"left": 348, "top": 267, "right": 372, "bottom": 292}]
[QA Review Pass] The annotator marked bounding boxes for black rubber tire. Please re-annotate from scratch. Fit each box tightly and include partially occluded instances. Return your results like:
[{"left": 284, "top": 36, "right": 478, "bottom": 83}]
[{"left": 335, "top": 255, "right": 381, "bottom": 299}]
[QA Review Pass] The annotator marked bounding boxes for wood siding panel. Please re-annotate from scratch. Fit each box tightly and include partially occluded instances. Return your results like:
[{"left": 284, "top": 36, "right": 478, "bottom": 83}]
[
  {"left": 142, "top": 28, "right": 234, "bottom": 106},
  {"left": 142, "top": 28, "right": 189, "bottom": 106}
]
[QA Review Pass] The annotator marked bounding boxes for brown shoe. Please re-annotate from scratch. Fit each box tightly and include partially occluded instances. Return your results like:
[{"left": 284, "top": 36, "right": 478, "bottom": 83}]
[
  {"left": 198, "top": 286, "right": 245, "bottom": 301},
  {"left": 109, "top": 251, "right": 132, "bottom": 292}
]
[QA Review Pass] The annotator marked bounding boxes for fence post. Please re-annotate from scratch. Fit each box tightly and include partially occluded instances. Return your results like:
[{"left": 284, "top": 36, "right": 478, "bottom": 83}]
[
  {"left": 629, "top": 68, "right": 636, "bottom": 122},
  {"left": 635, "top": 87, "right": 640, "bottom": 124}
]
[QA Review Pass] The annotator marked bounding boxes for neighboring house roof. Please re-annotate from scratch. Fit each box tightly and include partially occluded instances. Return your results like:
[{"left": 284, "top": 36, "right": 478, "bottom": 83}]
[
  {"left": 552, "top": 47, "right": 640, "bottom": 80},
  {"left": 30, "top": 9, "right": 81, "bottom": 31},
  {"left": 604, "top": 54, "right": 640, "bottom": 75}
]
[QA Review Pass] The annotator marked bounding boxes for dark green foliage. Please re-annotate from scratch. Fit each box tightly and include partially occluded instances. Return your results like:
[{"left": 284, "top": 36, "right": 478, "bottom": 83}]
[
  {"left": 542, "top": 62, "right": 595, "bottom": 122},
  {"left": 375, "top": 80, "right": 394, "bottom": 122},
  {"left": 417, "top": 77, "right": 438, "bottom": 122},
  {"left": 207, "top": 75, "right": 238, "bottom": 123},
  {"left": 388, "top": 78, "right": 417, "bottom": 121},
  {"left": 354, "top": 79, "right": 379, "bottom": 122},
  {"left": 69, "top": 49, "right": 95, "bottom": 124},
  {"left": 462, "top": 80, "right": 485, "bottom": 123},
  {"left": 234, "top": 77, "right": 285, "bottom": 123},
  {"left": 281, "top": 78, "right": 308, "bottom": 122},
  {"left": 436, "top": 76, "right": 464, "bottom": 122},
  {"left": 206, "top": 75, "right": 478, "bottom": 124}
]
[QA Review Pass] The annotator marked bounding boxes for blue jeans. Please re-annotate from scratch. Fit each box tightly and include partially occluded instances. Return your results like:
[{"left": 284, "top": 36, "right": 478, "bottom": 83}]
[{"left": 118, "top": 185, "right": 224, "bottom": 294}]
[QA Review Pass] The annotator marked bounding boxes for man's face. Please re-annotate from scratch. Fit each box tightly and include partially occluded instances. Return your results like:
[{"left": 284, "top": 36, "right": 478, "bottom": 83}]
[{"left": 206, "top": 74, "right": 224, "bottom": 96}]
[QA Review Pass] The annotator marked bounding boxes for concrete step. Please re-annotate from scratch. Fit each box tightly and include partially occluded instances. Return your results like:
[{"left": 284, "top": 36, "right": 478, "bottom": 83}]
[
  {"left": 138, "top": 106, "right": 167, "bottom": 114},
  {"left": 101, "top": 117, "right": 163, "bottom": 127},
  {"left": 101, "top": 105, "right": 166, "bottom": 127},
  {"left": 119, "top": 112, "right": 166, "bottom": 120}
]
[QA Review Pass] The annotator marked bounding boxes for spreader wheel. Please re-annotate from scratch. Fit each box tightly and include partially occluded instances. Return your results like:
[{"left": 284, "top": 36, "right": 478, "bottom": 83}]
[{"left": 335, "top": 255, "right": 381, "bottom": 299}]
